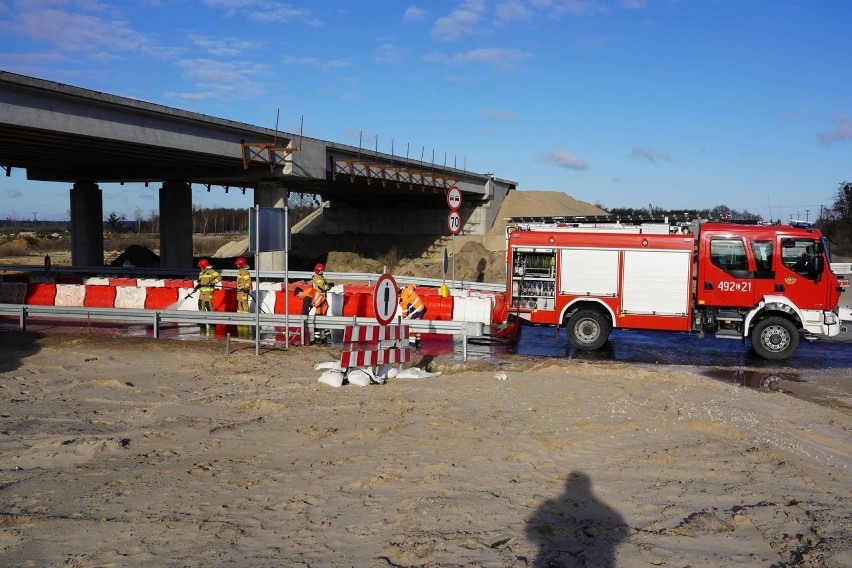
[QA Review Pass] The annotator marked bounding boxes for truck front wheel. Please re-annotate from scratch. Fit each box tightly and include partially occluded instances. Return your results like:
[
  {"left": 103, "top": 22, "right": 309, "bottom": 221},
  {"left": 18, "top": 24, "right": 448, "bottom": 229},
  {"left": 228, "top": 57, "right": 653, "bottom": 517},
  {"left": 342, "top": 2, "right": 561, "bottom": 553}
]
[
  {"left": 567, "top": 309, "right": 610, "bottom": 351},
  {"left": 750, "top": 316, "right": 800, "bottom": 360}
]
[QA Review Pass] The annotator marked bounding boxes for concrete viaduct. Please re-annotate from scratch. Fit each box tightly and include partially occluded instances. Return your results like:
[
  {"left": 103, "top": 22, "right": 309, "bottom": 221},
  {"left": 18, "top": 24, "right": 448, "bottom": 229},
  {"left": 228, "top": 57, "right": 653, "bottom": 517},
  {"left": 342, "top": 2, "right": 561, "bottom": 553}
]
[{"left": 0, "top": 71, "right": 516, "bottom": 269}]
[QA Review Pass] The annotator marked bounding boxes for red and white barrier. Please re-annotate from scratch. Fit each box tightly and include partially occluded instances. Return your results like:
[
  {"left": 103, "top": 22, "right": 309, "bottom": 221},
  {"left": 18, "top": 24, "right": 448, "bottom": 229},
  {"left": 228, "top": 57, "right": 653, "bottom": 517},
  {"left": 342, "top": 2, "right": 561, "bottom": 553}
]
[
  {"left": 340, "top": 324, "right": 410, "bottom": 368},
  {"left": 55, "top": 284, "right": 86, "bottom": 307},
  {"left": 0, "top": 274, "right": 510, "bottom": 330}
]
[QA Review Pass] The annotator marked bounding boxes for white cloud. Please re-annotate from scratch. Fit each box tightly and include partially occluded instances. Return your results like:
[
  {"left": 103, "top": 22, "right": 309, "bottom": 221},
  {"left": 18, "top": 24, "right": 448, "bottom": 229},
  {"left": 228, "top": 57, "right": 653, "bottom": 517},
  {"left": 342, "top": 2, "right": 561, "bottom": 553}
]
[
  {"left": 4, "top": 5, "right": 156, "bottom": 54},
  {"left": 538, "top": 149, "right": 589, "bottom": 170},
  {"left": 375, "top": 43, "right": 407, "bottom": 64},
  {"left": 818, "top": 114, "right": 852, "bottom": 144},
  {"left": 495, "top": 0, "right": 532, "bottom": 23},
  {"left": 190, "top": 35, "right": 263, "bottom": 58},
  {"left": 168, "top": 58, "right": 267, "bottom": 100},
  {"left": 631, "top": 147, "right": 672, "bottom": 163},
  {"left": 528, "top": 0, "right": 607, "bottom": 17},
  {"left": 202, "top": 0, "right": 321, "bottom": 26},
  {"left": 426, "top": 47, "right": 532, "bottom": 70},
  {"left": 281, "top": 56, "right": 350, "bottom": 71},
  {"left": 404, "top": 5, "right": 428, "bottom": 22},
  {"left": 431, "top": 0, "right": 486, "bottom": 42}
]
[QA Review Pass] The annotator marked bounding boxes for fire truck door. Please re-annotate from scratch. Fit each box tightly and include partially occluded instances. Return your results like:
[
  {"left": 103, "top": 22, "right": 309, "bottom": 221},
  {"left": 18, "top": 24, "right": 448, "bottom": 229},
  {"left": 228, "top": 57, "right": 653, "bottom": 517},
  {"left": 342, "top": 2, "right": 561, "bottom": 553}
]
[
  {"left": 697, "top": 237, "right": 760, "bottom": 308},
  {"left": 776, "top": 238, "right": 829, "bottom": 310}
]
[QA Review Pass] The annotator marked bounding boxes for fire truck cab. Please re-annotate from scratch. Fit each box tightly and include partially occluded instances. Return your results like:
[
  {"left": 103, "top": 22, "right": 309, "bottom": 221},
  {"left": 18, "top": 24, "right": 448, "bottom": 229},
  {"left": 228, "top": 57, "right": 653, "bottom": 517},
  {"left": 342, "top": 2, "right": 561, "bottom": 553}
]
[{"left": 506, "top": 216, "right": 845, "bottom": 360}]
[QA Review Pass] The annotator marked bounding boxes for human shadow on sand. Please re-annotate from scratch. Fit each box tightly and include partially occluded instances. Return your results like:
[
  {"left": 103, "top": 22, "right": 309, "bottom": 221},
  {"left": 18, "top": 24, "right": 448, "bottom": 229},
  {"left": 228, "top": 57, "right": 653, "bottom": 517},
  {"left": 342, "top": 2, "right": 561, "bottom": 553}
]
[
  {"left": 526, "top": 471, "right": 629, "bottom": 567},
  {"left": 0, "top": 330, "right": 44, "bottom": 374}
]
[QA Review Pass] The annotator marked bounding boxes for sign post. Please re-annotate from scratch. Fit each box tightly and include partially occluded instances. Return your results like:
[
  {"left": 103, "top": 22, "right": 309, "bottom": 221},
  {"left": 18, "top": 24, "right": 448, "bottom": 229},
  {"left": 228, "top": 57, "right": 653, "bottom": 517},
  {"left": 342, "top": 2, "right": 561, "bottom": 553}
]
[{"left": 447, "top": 185, "right": 462, "bottom": 289}]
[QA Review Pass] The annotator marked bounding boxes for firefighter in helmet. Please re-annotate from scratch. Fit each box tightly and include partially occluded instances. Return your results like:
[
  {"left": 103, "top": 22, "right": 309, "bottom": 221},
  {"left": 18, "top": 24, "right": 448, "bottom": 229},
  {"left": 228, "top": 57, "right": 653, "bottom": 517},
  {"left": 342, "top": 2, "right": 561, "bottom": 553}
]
[
  {"left": 195, "top": 258, "right": 222, "bottom": 312},
  {"left": 235, "top": 258, "right": 252, "bottom": 313},
  {"left": 234, "top": 257, "right": 252, "bottom": 338},
  {"left": 311, "top": 263, "right": 332, "bottom": 293},
  {"left": 194, "top": 258, "right": 221, "bottom": 335}
]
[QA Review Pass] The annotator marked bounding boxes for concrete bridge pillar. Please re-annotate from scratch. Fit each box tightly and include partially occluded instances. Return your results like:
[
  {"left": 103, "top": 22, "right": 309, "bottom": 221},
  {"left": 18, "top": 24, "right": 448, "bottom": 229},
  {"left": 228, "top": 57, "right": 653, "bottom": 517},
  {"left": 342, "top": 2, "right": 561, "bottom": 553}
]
[
  {"left": 69, "top": 181, "right": 105, "bottom": 266},
  {"left": 159, "top": 180, "right": 193, "bottom": 269},
  {"left": 253, "top": 182, "right": 289, "bottom": 272}
]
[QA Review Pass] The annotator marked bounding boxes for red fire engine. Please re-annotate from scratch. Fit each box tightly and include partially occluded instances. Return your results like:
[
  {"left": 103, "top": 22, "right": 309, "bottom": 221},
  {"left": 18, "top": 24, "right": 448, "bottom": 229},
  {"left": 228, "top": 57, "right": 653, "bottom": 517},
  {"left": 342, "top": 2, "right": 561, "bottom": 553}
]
[{"left": 506, "top": 216, "right": 847, "bottom": 360}]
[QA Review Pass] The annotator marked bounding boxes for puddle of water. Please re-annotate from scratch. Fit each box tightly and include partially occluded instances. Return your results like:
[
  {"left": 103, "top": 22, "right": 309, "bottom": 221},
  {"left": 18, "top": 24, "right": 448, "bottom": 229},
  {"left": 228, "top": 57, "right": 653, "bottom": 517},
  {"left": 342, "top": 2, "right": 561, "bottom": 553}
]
[
  {"left": 510, "top": 324, "right": 852, "bottom": 371},
  {"left": 697, "top": 368, "right": 802, "bottom": 391}
]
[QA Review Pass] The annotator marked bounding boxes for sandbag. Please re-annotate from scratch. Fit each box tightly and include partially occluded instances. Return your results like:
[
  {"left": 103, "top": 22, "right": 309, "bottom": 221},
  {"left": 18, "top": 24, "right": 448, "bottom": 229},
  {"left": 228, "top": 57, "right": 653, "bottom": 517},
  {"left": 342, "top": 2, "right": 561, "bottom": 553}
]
[
  {"left": 318, "top": 370, "right": 344, "bottom": 387},
  {"left": 395, "top": 367, "right": 441, "bottom": 379},
  {"left": 346, "top": 368, "right": 372, "bottom": 387}
]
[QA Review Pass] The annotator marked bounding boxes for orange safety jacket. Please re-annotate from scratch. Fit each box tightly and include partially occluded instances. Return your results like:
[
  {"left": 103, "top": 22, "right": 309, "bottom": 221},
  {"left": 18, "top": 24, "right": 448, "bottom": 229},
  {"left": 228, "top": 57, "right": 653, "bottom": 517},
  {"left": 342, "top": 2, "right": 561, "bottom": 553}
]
[
  {"left": 302, "top": 288, "right": 328, "bottom": 315},
  {"left": 399, "top": 284, "right": 424, "bottom": 315}
]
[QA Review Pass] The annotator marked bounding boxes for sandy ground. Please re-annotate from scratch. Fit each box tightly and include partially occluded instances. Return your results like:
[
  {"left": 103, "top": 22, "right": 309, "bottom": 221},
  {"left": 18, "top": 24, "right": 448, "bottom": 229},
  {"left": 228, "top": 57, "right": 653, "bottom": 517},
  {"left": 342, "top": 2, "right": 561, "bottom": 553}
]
[{"left": 1, "top": 332, "right": 850, "bottom": 567}]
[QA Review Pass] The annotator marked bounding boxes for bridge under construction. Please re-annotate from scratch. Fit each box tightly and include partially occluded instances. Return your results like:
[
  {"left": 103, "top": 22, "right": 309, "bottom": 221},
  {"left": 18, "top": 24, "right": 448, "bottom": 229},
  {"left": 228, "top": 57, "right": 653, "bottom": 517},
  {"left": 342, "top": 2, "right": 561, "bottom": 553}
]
[{"left": 0, "top": 71, "right": 516, "bottom": 270}]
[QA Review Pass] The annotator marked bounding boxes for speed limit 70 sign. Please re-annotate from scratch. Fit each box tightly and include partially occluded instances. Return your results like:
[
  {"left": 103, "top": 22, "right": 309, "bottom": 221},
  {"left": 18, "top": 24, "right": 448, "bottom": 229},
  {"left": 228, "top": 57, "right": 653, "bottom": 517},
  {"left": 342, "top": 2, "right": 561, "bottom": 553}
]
[{"left": 447, "top": 210, "right": 461, "bottom": 235}]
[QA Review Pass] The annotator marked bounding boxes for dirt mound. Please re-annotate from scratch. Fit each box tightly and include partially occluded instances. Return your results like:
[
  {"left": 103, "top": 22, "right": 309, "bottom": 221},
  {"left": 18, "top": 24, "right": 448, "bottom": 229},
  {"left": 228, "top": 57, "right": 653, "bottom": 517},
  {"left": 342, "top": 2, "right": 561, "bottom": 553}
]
[
  {"left": 214, "top": 238, "right": 248, "bottom": 258},
  {"left": 488, "top": 189, "right": 607, "bottom": 235},
  {"left": 325, "top": 251, "right": 383, "bottom": 274}
]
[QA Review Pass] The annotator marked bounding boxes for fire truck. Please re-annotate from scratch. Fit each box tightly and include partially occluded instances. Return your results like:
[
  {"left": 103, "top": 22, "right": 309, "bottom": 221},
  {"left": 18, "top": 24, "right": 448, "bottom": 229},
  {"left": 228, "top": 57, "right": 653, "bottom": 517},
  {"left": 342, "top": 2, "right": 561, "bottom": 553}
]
[{"left": 506, "top": 216, "right": 847, "bottom": 360}]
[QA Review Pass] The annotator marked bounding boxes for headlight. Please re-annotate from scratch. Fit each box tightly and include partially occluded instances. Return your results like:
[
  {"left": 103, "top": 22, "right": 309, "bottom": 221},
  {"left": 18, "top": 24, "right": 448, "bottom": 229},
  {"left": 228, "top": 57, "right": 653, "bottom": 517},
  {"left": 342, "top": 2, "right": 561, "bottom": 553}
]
[{"left": 824, "top": 311, "right": 838, "bottom": 325}]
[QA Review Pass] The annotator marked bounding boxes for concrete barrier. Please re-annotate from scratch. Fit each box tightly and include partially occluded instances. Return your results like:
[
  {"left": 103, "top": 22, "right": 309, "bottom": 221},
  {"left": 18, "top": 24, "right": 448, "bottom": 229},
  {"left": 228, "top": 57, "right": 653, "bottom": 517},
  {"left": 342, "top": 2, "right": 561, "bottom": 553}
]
[
  {"left": 83, "top": 285, "right": 117, "bottom": 308},
  {"left": 452, "top": 295, "right": 493, "bottom": 325},
  {"left": 25, "top": 283, "right": 57, "bottom": 305},
  {"left": 55, "top": 284, "right": 86, "bottom": 307},
  {"left": 114, "top": 286, "right": 146, "bottom": 309}
]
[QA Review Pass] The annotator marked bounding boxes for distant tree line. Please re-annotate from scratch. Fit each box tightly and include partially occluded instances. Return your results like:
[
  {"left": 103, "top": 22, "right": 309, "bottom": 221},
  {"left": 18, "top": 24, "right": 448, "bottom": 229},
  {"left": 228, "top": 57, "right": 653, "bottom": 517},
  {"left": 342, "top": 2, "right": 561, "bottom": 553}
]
[
  {"left": 814, "top": 181, "right": 851, "bottom": 256},
  {"left": 593, "top": 202, "right": 763, "bottom": 222},
  {"left": 102, "top": 193, "right": 323, "bottom": 235}
]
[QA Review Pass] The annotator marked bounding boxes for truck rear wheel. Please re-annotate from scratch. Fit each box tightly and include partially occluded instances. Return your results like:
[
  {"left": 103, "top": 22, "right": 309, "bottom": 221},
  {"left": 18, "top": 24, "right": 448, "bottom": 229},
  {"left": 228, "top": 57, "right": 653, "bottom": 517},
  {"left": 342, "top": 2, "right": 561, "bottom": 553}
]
[
  {"left": 567, "top": 309, "right": 610, "bottom": 351},
  {"left": 750, "top": 316, "right": 799, "bottom": 360}
]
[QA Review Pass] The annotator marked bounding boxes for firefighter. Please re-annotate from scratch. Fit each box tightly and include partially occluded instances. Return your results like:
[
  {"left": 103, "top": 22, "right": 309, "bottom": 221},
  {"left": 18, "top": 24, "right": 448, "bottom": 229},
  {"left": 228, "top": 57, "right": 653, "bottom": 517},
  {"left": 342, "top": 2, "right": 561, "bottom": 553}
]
[
  {"left": 399, "top": 283, "right": 426, "bottom": 319},
  {"left": 294, "top": 286, "right": 328, "bottom": 316},
  {"left": 194, "top": 258, "right": 221, "bottom": 335},
  {"left": 235, "top": 257, "right": 252, "bottom": 313},
  {"left": 235, "top": 257, "right": 252, "bottom": 338},
  {"left": 312, "top": 263, "right": 332, "bottom": 293}
]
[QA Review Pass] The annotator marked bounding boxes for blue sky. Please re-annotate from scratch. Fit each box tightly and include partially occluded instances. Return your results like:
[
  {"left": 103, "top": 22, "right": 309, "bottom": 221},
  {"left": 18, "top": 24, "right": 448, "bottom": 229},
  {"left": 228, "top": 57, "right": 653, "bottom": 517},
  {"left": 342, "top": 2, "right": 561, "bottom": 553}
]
[{"left": 0, "top": 0, "right": 849, "bottom": 223}]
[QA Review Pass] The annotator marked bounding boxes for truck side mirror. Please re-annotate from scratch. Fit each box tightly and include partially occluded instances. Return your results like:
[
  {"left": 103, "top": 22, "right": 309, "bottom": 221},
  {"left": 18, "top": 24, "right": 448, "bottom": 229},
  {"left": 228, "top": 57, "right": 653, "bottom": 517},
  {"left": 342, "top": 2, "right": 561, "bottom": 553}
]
[{"left": 812, "top": 255, "right": 824, "bottom": 278}]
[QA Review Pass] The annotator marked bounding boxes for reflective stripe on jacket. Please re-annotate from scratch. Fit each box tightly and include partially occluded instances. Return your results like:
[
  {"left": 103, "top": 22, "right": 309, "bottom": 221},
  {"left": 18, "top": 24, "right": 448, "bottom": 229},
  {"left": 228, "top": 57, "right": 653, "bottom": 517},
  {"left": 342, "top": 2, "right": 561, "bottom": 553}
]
[
  {"left": 198, "top": 268, "right": 222, "bottom": 292},
  {"left": 236, "top": 268, "right": 252, "bottom": 292}
]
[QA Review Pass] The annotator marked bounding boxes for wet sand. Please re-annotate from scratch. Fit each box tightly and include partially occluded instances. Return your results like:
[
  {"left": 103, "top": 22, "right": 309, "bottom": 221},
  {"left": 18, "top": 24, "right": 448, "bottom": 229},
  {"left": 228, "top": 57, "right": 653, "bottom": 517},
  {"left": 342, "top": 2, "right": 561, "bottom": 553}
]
[{"left": 1, "top": 332, "right": 850, "bottom": 567}]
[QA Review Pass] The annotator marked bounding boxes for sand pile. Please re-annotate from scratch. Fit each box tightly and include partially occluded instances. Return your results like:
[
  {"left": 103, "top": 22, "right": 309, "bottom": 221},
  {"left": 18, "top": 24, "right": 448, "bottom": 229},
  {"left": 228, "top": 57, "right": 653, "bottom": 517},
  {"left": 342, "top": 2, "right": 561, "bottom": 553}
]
[{"left": 487, "top": 189, "right": 608, "bottom": 235}]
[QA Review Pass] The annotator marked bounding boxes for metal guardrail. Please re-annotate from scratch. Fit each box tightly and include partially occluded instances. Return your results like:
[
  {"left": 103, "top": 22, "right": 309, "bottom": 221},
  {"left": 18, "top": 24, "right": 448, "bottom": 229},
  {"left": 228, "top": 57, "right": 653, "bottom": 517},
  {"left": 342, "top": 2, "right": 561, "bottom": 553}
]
[
  {"left": 0, "top": 304, "right": 485, "bottom": 359},
  {"left": 0, "top": 265, "right": 506, "bottom": 292}
]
